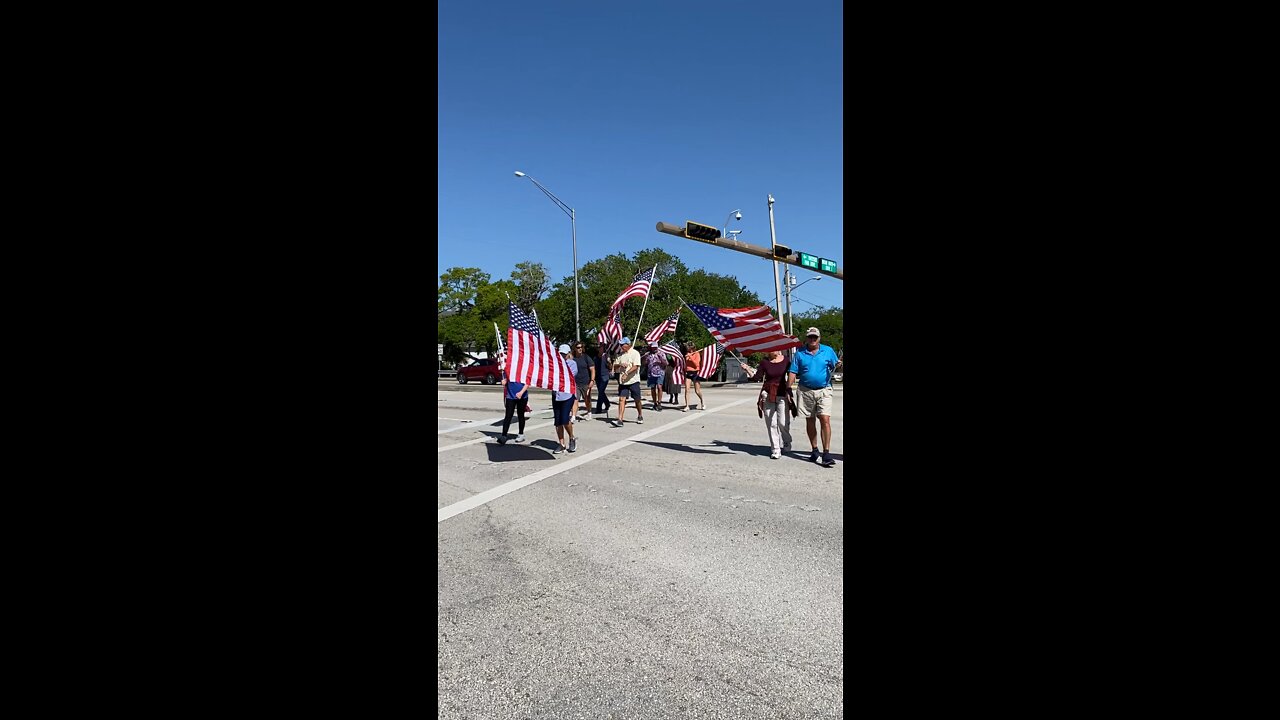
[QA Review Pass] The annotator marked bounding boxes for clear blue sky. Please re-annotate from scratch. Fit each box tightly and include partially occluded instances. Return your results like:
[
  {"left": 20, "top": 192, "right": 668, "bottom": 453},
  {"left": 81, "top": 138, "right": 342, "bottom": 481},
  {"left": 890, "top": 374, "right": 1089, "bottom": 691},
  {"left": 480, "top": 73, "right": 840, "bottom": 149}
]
[{"left": 438, "top": 0, "right": 843, "bottom": 316}]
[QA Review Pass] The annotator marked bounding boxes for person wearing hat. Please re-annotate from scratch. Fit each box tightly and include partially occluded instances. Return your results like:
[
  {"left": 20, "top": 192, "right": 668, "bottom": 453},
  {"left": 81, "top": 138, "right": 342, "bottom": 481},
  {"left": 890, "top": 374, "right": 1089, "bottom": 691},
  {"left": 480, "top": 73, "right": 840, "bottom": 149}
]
[
  {"left": 788, "top": 327, "right": 840, "bottom": 466},
  {"left": 552, "top": 344, "right": 579, "bottom": 453},
  {"left": 610, "top": 337, "right": 644, "bottom": 427},
  {"left": 642, "top": 342, "right": 669, "bottom": 412}
]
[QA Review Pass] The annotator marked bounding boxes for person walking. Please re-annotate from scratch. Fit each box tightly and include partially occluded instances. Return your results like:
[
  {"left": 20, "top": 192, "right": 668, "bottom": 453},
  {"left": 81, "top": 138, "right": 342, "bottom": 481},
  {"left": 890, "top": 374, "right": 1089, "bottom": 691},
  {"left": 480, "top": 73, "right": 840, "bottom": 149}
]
[
  {"left": 643, "top": 343, "right": 668, "bottom": 411},
  {"left": 552, "top": 344, "right": 579, "bottom": 454},
  {"left": 496, "top": 374, "right": 529, "bottom": 445},
  {"left": 571, "top": 341, "right": 594, "bottom": 421},
  {"left": 739, "top": 349, "right": 795, "bottom": 459},
  {"left": 681, "top": 341, "right": 705, "bottom": 412},
  {"left": 593, "top": 345, "right": 612, "bottom": 414},
  {"left": 610, "top": 338, "right": 644, "bottom": 426},
  {"left": 788, "top": 327, "right": 840, "bottom": 467},
  {"left": 663, "top": 356, "right": 682, "bottom": 406}
]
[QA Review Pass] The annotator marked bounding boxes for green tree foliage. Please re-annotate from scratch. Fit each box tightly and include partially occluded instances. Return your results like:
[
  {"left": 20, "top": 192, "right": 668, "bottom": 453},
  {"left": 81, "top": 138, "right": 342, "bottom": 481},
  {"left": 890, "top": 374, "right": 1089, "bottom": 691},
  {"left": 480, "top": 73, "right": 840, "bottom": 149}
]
[
  {"left": 791, "top": 306, "right": 844, "bottom": 356},
  {"left": 510, "top": 261, "right": 550, "bottom": 313},
  {"left": 438, "top": 267, "right": 490, "bottom": 314}
]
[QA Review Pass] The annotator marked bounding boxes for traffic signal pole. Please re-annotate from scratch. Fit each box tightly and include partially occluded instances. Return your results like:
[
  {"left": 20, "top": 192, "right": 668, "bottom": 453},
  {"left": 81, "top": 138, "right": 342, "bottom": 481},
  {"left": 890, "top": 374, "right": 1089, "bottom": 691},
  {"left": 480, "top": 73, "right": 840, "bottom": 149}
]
[
  {"left": 655, "top": 222, "right": 844, "bottom": 280},
  {"left": 767, "top": 194, "right": 784, "bottom": 337}
]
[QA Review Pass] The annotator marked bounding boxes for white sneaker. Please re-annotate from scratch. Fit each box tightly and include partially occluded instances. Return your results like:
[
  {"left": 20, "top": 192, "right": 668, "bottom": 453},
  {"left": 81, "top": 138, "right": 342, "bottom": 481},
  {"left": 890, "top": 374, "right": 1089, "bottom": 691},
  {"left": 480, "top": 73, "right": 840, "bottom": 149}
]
[
  {"left": 514, "top": 435, "right": 526, "bottom": 443},
  {"left": 770, "top": 451, "right": 781, "bottom": 459},
  {"left": 636, "top": 417, "right": 644, "bottom": 424}
]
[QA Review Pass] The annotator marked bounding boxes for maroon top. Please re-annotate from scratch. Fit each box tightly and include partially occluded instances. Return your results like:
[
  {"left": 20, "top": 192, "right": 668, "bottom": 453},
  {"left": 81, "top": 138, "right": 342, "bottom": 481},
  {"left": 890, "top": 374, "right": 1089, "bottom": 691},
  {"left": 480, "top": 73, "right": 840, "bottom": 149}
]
[{"left": 747, "top": 358, "right": 792, "bottom": 403}]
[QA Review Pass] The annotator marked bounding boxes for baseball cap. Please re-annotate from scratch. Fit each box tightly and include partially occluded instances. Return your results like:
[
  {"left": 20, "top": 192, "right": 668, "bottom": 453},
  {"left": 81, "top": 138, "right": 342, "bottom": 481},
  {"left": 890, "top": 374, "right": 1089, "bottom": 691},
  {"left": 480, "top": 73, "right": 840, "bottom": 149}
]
[
  {"left": 558, "top": 344, "right": 571, "bottom": 354},
  {"left": 620, "top": 337, "right": 631, "bottom": 344},
  {"left": 806, "top": 327, "right": 821, "bottom": 338}
]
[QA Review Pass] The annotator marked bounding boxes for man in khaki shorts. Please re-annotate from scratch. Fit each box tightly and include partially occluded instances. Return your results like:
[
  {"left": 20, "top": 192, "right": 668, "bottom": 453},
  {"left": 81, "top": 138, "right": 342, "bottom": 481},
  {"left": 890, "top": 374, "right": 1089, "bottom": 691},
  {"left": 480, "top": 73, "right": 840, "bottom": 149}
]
[{"left": 788, "top": 327, "right": 841, "bottom": 467}]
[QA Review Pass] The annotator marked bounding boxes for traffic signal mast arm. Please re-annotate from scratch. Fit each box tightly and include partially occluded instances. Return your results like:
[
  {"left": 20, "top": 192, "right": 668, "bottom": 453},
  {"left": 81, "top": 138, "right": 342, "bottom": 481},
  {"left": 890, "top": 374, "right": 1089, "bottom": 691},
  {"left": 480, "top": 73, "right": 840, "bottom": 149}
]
[{"left": 656, "top": 221, "right": 843, "bottom": 280}]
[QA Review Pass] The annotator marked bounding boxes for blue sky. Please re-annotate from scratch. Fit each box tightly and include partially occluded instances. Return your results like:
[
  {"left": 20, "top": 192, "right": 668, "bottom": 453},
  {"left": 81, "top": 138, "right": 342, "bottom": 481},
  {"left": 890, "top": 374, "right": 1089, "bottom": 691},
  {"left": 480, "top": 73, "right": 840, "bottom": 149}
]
[{"left": 438, "top": 0, "right": 843, "bottom": 316}]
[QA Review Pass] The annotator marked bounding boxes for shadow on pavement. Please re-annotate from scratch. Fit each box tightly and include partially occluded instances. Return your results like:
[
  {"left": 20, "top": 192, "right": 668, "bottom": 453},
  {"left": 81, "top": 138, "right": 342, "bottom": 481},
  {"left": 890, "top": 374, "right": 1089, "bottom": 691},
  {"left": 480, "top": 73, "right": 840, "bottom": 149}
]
[
  {"left": 631, "top": 441, "right": 734, "bottom": 455},
  {"left": 481, "top": 434, "right": 557, "bottom": 462}
]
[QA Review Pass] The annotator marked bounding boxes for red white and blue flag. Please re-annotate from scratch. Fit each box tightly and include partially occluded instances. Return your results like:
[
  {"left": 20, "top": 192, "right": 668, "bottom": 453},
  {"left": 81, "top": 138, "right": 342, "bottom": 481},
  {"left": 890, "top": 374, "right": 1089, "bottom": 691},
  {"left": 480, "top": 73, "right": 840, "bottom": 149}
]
[
  {"left": 598, "top": 306, "right": 623, "bottom": 348},
  {"left": 698, "top": 342, "right": 726, "bottom": 378},
  {"left": 644, "top": 311, "right": 680, "bottom": 346},
  {"left": 610, "top": 266, "right": 656, "bottom": 310},
  {"left": 687, "top": 304, "right": 799, "bottom": 354},
  {"left": 659, "top": 341, "right": 685, "bottom": 384},
  {"left": 507, "top": 303, "right": 575, "bottom": 394},
  {"left": 494, "top": 322, "right": 507, "bottom": 377}
]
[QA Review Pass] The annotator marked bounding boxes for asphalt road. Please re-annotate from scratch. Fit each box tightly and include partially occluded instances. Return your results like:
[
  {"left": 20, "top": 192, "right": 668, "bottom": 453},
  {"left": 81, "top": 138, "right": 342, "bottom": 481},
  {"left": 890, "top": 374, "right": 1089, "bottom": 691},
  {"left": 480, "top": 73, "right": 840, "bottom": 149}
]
[{"left": 438, "top": 378, "right": 844, "bottom": 719}]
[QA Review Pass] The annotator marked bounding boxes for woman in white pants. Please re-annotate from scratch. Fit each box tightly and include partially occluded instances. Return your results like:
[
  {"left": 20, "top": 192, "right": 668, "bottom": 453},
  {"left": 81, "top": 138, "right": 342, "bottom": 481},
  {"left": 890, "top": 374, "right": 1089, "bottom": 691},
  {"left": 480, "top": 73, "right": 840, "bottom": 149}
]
[{"left": 739, "top": 349, "right": 795, "bottom": 459}]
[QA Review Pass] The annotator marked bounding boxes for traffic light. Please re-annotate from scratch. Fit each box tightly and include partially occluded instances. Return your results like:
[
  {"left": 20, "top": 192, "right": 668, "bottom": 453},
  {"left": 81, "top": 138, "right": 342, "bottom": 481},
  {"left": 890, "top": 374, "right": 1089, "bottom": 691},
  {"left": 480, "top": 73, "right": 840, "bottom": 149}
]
[
  {"left": 773, "top": 245, "right": 793, "bottom": 259},
  {"left": 685, "top": 221, "right": 721, "bottom": 242}
]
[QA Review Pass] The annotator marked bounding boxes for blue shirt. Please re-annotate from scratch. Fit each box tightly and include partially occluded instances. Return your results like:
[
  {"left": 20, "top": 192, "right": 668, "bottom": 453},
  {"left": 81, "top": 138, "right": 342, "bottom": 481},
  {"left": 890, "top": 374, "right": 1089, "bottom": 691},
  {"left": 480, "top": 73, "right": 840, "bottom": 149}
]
[
  {"left": 788, "top": 343, "right": 839, "bottom": 389},
  {"left": 504, "top": 380, "right": 526, "bottom": 400}
]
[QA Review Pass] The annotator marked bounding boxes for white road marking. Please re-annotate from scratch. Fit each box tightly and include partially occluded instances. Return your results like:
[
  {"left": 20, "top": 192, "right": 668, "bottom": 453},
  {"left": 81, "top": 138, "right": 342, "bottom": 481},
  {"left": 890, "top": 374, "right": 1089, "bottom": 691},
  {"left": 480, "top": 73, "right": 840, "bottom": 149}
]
[
  {"left": 437, "top": 397, "right": 754, "bottom": 523},
  {"left": 438, "top": 409, "right": 553, "bottom": 435},
  {"left": 437, "top": 418, "right": 559, "bottom": 452}
]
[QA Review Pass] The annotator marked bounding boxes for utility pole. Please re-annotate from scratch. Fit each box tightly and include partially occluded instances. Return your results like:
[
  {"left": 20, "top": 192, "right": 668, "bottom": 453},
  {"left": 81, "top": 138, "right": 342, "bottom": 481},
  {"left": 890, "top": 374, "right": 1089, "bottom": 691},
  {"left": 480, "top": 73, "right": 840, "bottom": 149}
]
[
  {"left": 767, "top": 195, "right": 784, "bottom": 339},
  {"left": 784, "top": 266, "right": 795, "bottom": 336}
]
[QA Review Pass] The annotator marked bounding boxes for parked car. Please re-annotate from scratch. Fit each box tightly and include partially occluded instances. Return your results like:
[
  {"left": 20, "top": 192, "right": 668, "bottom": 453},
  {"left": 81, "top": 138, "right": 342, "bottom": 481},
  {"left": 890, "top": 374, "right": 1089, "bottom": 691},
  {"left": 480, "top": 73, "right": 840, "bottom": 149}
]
[
  {"left": 832, "top": 371, "right": 843, "bottom": 383},
  {"left": 457, "top": 358, "right": 501, "bottom": 385}
]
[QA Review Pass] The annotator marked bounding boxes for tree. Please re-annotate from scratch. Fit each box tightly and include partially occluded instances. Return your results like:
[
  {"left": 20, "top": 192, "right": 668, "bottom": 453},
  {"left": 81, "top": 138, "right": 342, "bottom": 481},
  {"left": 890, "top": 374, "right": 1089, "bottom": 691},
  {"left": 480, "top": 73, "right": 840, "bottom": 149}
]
[
  {"left": 510, "top": 262, "right": 550, "bottom": 313},
  {"left": 791, "top": 306, "right": 844, "bottom": 356},
  {"left": 438, "top": 267, "right": 490, "bottom": 314}
]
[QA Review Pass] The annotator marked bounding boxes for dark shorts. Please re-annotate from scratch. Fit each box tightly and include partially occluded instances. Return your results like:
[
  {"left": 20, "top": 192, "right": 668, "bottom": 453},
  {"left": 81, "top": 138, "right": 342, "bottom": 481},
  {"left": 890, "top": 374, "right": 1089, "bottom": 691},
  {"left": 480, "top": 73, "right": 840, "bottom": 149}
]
[
  {"left": 553, "top": 398, "right": 574, "bottom": 426},
  {"left": 686, "top": 373, "right": 703, "bottom": 383},
  {"left": 647, "top": 375, "right": 664, "bottom": 388},
  {"left": 618, "top": 382, "right": 642, "bottom": 400}
]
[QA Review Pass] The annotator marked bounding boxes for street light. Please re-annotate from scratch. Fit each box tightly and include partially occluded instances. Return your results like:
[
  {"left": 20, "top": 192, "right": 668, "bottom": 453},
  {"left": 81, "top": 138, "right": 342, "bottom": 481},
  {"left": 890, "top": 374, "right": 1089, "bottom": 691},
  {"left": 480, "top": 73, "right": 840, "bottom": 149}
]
[
  {"left": 514, "top": 170, "right": 580, "bottom": 342},
  {"left": 784, "top": 272, "right": 822, "bottom": 336}
]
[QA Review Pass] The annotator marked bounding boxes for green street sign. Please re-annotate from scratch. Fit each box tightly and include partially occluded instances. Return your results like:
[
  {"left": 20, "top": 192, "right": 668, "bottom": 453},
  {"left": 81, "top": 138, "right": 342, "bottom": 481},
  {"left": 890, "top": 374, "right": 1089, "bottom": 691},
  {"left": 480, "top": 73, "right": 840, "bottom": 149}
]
[
  {"left": 799, "top": 252, "right": 819, "bottom": 269},
  {"left": 820, "top": 258, "right": 838, "bottom": 273}
]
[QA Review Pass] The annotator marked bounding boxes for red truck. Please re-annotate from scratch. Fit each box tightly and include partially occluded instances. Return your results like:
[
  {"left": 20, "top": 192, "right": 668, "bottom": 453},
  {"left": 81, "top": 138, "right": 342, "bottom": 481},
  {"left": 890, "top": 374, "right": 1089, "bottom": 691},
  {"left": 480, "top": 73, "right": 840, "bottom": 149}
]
[{"left": 456, "top": 358, "right": 501, "bottom": 385}]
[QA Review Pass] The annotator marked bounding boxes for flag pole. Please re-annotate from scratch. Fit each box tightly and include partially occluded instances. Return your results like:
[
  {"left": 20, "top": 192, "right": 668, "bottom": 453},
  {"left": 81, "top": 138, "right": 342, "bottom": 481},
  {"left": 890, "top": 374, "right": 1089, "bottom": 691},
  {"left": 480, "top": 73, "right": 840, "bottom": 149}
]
[{"left": 633, "top": 264, "right": 658, "bottom": 340}]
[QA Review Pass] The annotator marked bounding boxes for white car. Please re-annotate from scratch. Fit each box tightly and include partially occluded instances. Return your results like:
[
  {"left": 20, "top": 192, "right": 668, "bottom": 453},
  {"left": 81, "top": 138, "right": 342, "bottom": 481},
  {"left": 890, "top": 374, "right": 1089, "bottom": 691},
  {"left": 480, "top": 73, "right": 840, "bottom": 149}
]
[{"left": 832, "top": 371, "right": 843, "bottom": 383}]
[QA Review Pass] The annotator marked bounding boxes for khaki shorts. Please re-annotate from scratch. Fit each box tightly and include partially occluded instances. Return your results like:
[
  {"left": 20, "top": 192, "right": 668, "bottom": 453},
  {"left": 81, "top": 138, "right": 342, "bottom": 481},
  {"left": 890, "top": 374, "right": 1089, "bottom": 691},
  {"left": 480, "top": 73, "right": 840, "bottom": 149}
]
[{"left": 797, "top": 386, "right": 833, "bottom": 418}]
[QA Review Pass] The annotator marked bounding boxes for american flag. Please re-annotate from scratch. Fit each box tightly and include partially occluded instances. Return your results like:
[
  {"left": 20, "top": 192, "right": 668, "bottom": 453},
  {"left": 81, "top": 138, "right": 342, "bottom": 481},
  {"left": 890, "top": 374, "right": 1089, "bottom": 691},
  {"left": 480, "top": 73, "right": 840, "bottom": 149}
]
[
  {"left": 507, "top": 302, "right": 575, "bottom": 394},
  {"left": 698, "top": 342, "right": 726, "bottom": 378},
  {"left": 598, "top": 306, "right": 623, "bottom": 348},
  {"left": 659, "top": 341, "right": 684, "bottom": 384},
  {"left": 687, "top": 304, "right": 800, "bottom": 354},
  {"left": 494, "top": 322, "right": 507, "bottom": 377},
  {"left": 643, "top": 311, "right": 680, "bottom": 346},
  {"left": 610, "top": 266, "right": 656, "bottom": 310}
]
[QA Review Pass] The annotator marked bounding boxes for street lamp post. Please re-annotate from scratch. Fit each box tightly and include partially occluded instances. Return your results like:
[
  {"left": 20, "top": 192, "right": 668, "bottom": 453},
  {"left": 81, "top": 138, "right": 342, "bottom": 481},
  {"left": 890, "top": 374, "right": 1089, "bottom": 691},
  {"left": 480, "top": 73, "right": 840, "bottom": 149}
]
[{"left": 514, "top": 171, "right": 581, "bottom": 342}]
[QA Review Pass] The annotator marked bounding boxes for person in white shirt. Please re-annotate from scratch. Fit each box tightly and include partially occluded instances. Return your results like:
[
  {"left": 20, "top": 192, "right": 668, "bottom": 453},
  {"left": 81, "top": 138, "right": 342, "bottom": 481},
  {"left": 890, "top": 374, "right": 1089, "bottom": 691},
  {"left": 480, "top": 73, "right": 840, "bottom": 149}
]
[{"left": 610, "top": 338, "right": 644, "bottom": 427}]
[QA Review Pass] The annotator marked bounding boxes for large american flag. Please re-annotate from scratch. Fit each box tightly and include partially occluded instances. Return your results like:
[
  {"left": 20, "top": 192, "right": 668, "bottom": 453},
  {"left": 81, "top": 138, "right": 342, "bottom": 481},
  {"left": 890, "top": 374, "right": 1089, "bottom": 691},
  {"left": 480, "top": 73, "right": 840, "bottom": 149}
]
[
  {"left": 687, "top": 304, "right": 800, "bottom": 354},
  {"left": 698, "top": 342, "right": 726, "bottom": 378},
  {"left": 507, "top": 303, "right": 575, "bottom": 394},
  {"left": 643, "top": 311, "right": 680, "bottom": 346},
  {"left": 659, "top": 341, "right": 685, "bottom": 384},
  {"left": 610, "top": 266, "right": 656, "bottom": 310}
]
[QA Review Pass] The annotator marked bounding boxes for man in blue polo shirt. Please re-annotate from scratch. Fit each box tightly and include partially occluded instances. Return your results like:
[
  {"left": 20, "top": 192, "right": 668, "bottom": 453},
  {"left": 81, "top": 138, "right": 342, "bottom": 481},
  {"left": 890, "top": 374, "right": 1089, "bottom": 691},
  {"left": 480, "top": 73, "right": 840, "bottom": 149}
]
[{"left": 788, "top": 326, "right": 840, "bottom": 466}]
